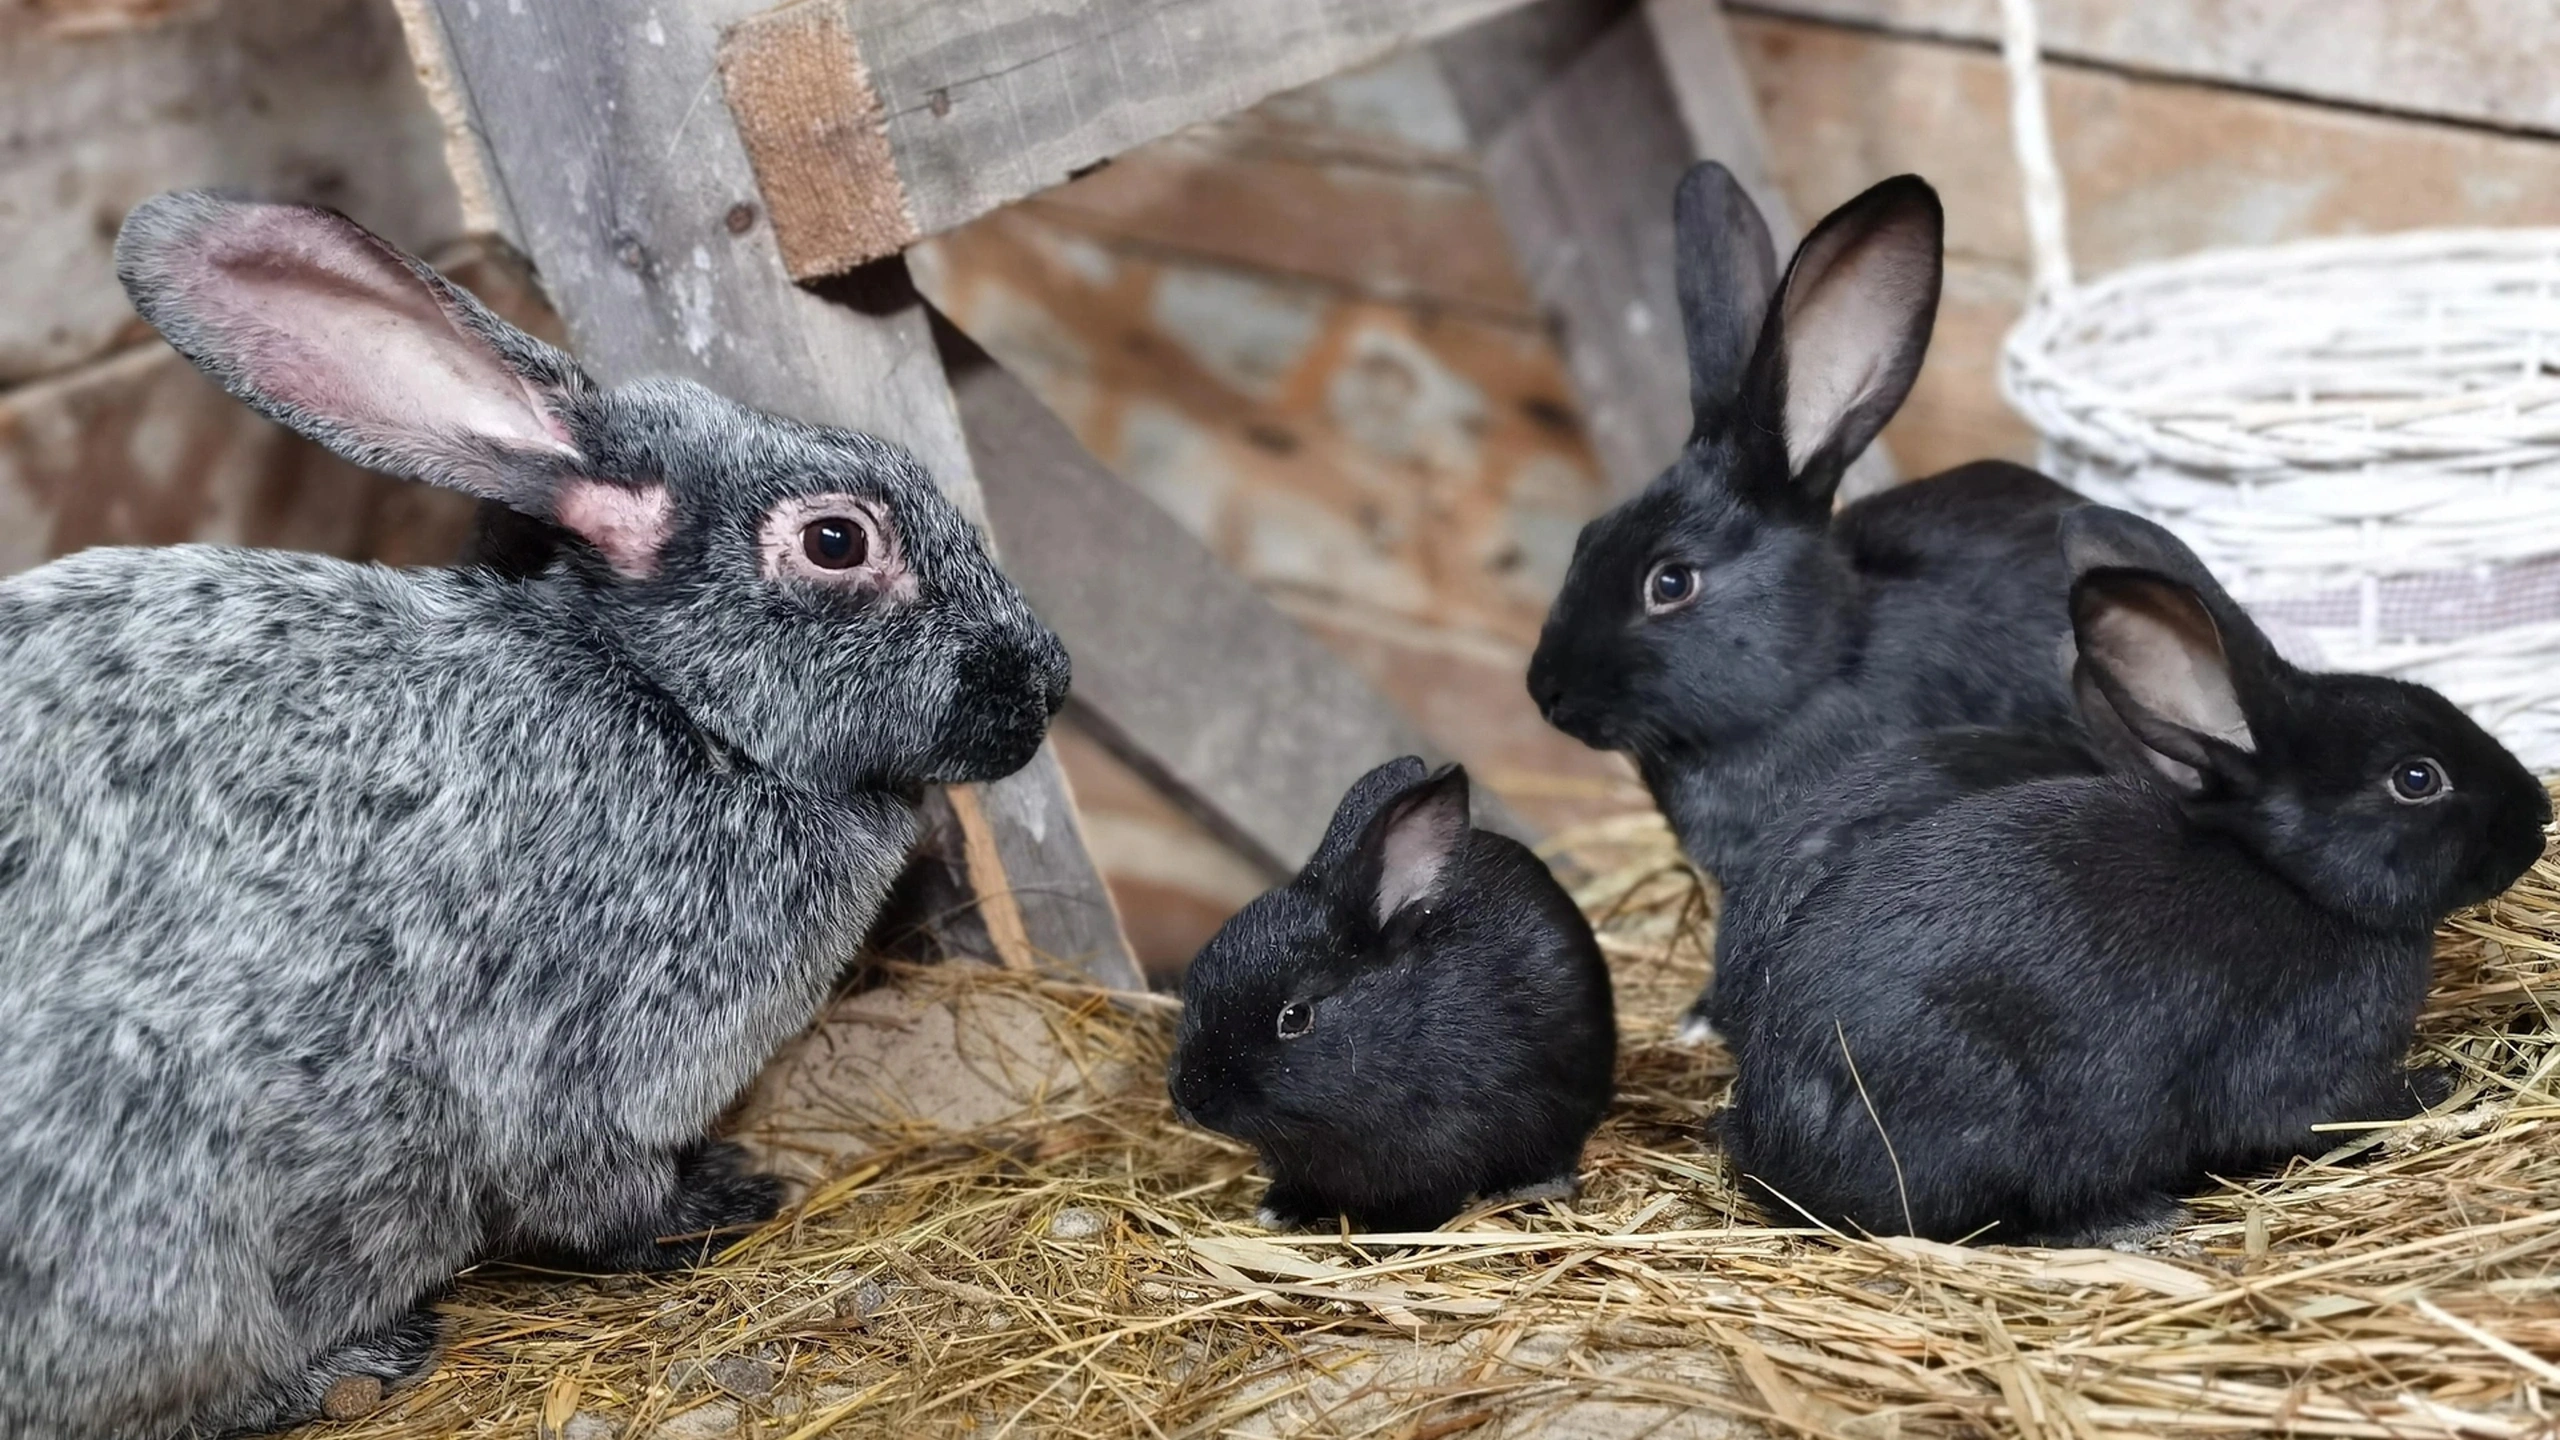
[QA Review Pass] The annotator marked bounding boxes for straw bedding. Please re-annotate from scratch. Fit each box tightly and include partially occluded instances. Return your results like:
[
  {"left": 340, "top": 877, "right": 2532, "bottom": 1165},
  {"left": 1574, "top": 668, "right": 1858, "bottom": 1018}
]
[{"left": 300, "top": 786, "right": 2560, "bottom": 1440}]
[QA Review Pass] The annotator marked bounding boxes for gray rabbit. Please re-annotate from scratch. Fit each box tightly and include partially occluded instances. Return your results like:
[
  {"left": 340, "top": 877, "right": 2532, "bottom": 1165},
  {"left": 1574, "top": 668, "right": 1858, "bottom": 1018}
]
[{"left": 0, "top": 193, "right": 1068, "bottom": 1439}]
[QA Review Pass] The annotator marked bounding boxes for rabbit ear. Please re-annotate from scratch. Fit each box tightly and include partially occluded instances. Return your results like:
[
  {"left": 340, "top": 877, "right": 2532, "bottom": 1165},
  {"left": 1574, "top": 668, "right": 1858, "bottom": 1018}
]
[
  {"left": 115, "top": 192, "right": 601, "bottom": 521},
  {"left": 1360, "top": 764, "right": 1471, "bottom": 927},
  {"left": 1310, "top": 756, "right": 1433, "bottom": 871},
  {"left": 1674, "top": 162, "right": 1779, "bottom": 429},
  {"left": 1740, "top": 175, "right": 1941, "bottom": 512},
  {"left": 2062, "top": 509, "right": 2275, "bottom": 794}
]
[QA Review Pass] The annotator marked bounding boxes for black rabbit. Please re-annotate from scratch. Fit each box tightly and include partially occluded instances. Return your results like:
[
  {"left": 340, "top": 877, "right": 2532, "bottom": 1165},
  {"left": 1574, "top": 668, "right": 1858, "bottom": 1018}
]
[
  {"left": 1719, "top": 507, "right": 2550, "bottom": 1244},
  {"left": 1527, "top": 163, "right": 2086, "bottom": 903},
  {"left": 1700, "top": 722, "right": 2106, "bottom": 1051},
  {"left": 1168, "top": 759, "right": 1615, "bottom": 1232}
]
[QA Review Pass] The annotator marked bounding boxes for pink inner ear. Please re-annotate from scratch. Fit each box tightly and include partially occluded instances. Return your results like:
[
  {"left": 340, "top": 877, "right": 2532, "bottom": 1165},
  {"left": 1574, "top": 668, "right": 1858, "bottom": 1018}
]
[
  {"left": 179, "top": 206, "right": 576, "bottom": 498},
  {"left": 1374, "top": 788, "right": 1467, "bottom": 924},
  {"left": 556, "top": 479, "right": 674, "bottom": 579}
]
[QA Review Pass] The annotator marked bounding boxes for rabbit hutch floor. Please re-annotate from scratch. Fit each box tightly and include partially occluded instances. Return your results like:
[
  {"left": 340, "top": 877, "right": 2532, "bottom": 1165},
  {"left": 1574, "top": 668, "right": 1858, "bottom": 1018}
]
[{"left": 292, "top": 789, "right": 2560, "bottom": 1440}]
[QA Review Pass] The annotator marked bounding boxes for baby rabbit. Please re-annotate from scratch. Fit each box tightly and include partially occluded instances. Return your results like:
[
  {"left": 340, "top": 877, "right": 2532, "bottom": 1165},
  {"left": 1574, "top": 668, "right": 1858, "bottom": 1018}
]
[
  {"left": 1169, "top": 759, "right": 1615, "bottom": 1232},
  {"left": 1719, "top": 507, "right": 2549, "bottom": 1244},
  {"left": 0, "top": 194, "right": 1067, "bottom": 1440},
  {"left": 1526, "top": 163, "right": 2086, "bottom": 888}
]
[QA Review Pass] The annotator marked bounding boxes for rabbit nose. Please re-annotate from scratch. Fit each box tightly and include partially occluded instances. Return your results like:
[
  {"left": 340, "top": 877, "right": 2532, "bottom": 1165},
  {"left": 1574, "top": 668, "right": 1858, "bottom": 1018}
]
[
  {"left": 1167, "top": 1069, "right": 1206, "bottom": 1126},
  {"left": 1528, "top": 663, "right": 1566, "bottom": 722},
  {"left": 1033, "top": 631, "right": 1071, "bottom": 718}
]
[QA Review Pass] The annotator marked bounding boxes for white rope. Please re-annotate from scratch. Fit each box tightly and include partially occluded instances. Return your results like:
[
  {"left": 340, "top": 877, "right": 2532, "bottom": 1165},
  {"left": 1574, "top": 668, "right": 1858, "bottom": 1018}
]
[
  {"left": 1994, "top": 0, "right": 2560, "bottom": 771},
  {"left": 1998, "top": 0, "right": 2073, "bottom": 298}
]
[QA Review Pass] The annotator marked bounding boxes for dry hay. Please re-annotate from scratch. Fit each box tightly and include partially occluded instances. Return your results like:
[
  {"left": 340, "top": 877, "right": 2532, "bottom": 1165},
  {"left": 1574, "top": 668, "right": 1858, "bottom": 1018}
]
[{"left": 301, "top": 786, "right": 2560, "bottom": 1440}]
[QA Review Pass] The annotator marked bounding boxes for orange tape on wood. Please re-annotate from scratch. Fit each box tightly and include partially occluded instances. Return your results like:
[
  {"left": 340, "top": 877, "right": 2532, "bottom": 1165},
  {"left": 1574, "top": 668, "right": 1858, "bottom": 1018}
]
[{"left": 717, "top": 0, "right": 919, "bottom": 278}]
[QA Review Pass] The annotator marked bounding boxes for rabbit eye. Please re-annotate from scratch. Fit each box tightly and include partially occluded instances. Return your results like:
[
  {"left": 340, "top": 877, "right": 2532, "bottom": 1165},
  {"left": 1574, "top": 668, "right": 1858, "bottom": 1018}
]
[
  {"left": 761, "top": 494, "right": 913, "bottom": 597},
  {"left": 1645, "top": 562, "right": 1699, "bottom": 615},
  {"left": 802, "top": 518, "right": 867, "bottom": 570},
  {"left": 2389, "top": 757, "right": 2448, "bottom": 803},
  {"left": 1275, "top": 1000, "right": 1314, "bottom": 1040}
]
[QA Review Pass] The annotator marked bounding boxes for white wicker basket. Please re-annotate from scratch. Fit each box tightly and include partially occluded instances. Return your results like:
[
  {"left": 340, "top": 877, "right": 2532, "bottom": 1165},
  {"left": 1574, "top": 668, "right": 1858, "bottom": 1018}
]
[{"left": 1992, "top": 0, "right": 2560, "bottom": 772}]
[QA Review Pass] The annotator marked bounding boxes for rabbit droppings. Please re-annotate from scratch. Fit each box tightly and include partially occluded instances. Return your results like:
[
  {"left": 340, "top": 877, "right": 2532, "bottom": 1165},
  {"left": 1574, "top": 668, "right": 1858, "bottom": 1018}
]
[
  {"left": 0, "top": 195, "right": 1069, "bottom": 1439},
  {"left": 1526, "top": 163, "right": 2088, "bottom": 925},
  {"left": 1169, "top": 760, "right": 1616, "bottom": 1233},
  {"left": 1719, "top": 508, "right": 2549, "bottom": 1244}
]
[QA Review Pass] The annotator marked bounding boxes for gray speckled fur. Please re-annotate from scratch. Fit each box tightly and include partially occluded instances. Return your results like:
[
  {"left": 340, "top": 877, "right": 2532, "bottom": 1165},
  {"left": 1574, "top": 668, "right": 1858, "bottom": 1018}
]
[{"left": 0, "top": 194, "right": 1066, "bottom": 1438}]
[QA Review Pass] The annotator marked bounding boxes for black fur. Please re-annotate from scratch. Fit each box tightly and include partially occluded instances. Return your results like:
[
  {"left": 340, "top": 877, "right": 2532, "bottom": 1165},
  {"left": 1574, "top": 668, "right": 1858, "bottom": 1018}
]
[
  {"left": 1704, "top": 724, "right": 2104, "bottom": 1052},
  {"left": 1526, "top": 164, "right": 2087, "bottom": 902},
  {"left": 1168, "top": 760, "right": 1616, "bottom": 1231},
  {"left": 1719, "top": 509, "right": 2550, "bottom": 1243}
]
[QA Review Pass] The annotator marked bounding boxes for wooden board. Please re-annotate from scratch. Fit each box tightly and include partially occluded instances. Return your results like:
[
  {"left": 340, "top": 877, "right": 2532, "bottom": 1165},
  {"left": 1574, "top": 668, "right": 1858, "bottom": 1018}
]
[
  {"left": 1644, "top": 0, "right": 1795, "bottom": 247},
  {"left": 0, "top": 0, "right": 462, "bottom": 385},
  {"left": 1438, "top": 0, "right": 1695, "bottom": 495},
  {"left": 0, "top": 343, "right": 477, "bottom": 577},
  {"left": 1438, "top": 0, "right": 1892, "bottom": 497},
  {"left": 941, "top": 323, "right": 1505, "bottom": 876},
  {"left": 713, "top": 0, "right": 1542, "bottom": 278},
  {"left": 399, "top": 0, "right": 1140, "bottom": 989},
  {"left": 1724, "top": 0, "right": 2560, "bottom": 139}
]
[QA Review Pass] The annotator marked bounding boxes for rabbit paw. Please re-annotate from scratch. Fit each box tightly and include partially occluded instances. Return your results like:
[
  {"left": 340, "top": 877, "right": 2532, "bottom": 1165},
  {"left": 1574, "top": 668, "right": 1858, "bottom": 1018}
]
[
  {"left": 538, "top": 1141, "right": 783, "bottom": 1273},
  {"left": 1483, "top": 1174, "right": 1579, "bottom": 1207},
  {"left": 200, "top": 1301, "right": 443, "bottom": 1434},
  {"left": 2406, "top": 1064, "right": 2457, "bottom": 1112},
  {"left": 1675, "top": 1012, "right": 1723, "bottom": 1048},
  {"left": 637, "top": 1141, "right": 784, "bottom": 1268},
  {"left": 2042, "top": 1197, "right": 2188, "bottom": 1251},
  {"left": 1256, "top": 1183, "right": 1327, "bottom": 1232},
  {"left": 2336, "top": 1065, "right": 2457, "bottom": 1131}
]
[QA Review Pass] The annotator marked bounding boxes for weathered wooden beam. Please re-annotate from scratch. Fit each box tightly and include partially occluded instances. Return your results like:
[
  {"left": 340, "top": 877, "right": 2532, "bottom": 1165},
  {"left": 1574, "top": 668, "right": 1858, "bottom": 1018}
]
[
  {"left": 1644, "top": 0, "right": 1794, "bottom": 244},
  {"left": 939, "top": 322, "right": 1532, "bottom": 875},
  {"left": 396, "top": 0, "right": 1139, "bottom": 990},
  {"left": 0, "top": 0, "right": 461, "bottom": 386},
  {"left": 1437, "top": 0, "right": 1691, "bottom": 496},
  {"left": 1648, "top": 0, "right": 1897, "bottom": 502},
  {"left": 1722, "top": 0, "right": 2560, "bottom": 139},
  {"left": 1437, "top": 0, "right": 1893, "bottom": 498},
  {"left": 713, "top": 0, "right": 1541, "bottom": 279}
]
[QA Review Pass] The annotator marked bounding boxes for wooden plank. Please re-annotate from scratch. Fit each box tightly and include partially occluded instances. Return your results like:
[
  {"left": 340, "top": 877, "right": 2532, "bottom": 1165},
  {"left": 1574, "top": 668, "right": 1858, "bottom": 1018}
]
[
  {"left": 714, "top": 0, "right": 1541, "bottom": 277},
  {"left": 1438, "top": 0, "right": 1693, "bottom": 495},
  {"left": 0, "top": 0, "right": 462, "bottom": 385},
  {"left": 400, "top": 0, "right": 1139, "bottom": 990},
  {"left": 1644, "top": 0, "right": 1794, "bottom": 246},
  {"left": 940, "top": 322, "right": 1532, "bottom": 875},
  {"left": 1014, "top": 109, "right": 1542, "bottom": 324},
  {"left": 1647, "top": 0, "right": 1898, "bottom": 501},
  {"left": 1437, "top": 0, "right": 1893, "bottom": 497},
  {"left": 1727, "top": 0, "right": 2560, "bottom": 139}
]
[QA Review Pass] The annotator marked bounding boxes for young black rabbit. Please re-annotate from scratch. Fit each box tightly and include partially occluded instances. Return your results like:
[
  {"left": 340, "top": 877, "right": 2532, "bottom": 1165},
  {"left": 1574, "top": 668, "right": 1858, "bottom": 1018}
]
[
  {"left": 1168, "top": 759, "right": 1615, "bottom": 1232},
  {"left": 0, "top": 195, "right": 1068, "bottom": 1439},
  {"left": 1719, "top": 507, "right": 2550, "bottom": 1244},
  {"left": 1526, "top": 163, "right": 2086, "bottom": 891}
]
